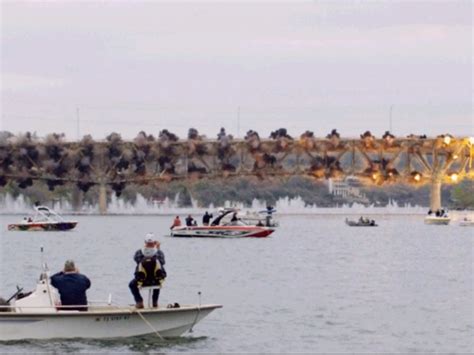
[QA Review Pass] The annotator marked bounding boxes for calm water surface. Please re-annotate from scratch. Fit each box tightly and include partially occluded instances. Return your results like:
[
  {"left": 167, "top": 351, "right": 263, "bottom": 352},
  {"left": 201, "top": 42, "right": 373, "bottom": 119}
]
[{"left": 0, "top": 214, "right": 472, "bottom": 353}]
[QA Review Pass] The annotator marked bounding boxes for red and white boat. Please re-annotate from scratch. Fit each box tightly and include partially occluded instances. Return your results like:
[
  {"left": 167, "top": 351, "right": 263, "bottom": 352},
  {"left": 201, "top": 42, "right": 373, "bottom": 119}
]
[
  {"left": 170, "top": 210, "right": 274, "bottom": 238},
  {"left": 8, "top": 205, "right": 77, "bottom": 231}
]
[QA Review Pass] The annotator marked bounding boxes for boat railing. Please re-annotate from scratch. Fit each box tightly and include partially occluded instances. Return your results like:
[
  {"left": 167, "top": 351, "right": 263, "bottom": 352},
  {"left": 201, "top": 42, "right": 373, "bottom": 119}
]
[{"left": 0, "top": 303, "right": 133, "bottom": 312}]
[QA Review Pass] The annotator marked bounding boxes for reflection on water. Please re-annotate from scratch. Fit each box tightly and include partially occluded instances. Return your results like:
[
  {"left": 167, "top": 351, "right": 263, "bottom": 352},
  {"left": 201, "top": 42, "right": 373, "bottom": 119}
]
[{"left": 0, "top": 214, "right": 473, "bottom": 353}]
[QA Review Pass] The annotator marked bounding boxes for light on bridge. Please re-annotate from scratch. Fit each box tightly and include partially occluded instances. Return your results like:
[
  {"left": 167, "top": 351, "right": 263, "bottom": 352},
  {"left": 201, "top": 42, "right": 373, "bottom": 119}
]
[
  {"left": 411, "top": 171, "right": 422, "bottom": 182},
  {"left": 443, "top": 135, "right": 452, "bottom": 145},
  {"left": 469, "top": 137, "right": 474, "bottom": 145},
  {"left": 450, "top": 173, "right": 459, "bottom": 182}
]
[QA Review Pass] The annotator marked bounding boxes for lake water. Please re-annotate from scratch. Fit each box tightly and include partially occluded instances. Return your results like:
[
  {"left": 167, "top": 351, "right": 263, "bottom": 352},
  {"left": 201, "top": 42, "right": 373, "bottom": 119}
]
[{"left": 0, "top": 214, "right": 472, "bottom": 353}]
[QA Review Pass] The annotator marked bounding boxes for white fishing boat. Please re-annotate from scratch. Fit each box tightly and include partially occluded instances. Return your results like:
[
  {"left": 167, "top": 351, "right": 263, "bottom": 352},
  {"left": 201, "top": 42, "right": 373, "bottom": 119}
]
[
  {"left": 459, "top": 217, "right": 474, "bottom": 227},
  {"left": 0, "top": 259, "right": 221, "bottom": 341},
  {"left": 8, "top": 205, "right": 77, "bottom": 231},
  {"left": 424, "top": 210, "right": 450, "bottom": 225}
]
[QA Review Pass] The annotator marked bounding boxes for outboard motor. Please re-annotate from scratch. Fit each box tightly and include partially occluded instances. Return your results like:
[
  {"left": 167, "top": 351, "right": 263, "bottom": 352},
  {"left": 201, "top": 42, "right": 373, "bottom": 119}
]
[{"left": 0, "top": 297, "right": 10, "bottom": 312}]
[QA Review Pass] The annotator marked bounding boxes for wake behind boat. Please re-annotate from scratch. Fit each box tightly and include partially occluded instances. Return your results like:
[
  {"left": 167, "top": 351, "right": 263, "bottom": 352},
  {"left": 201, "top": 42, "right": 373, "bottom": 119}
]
[
  {"left": 170, "top": 210, "right": 274, "bottom": 238},
  {"left": 7, "top": 205, "right": 77, "bottom": 231}
]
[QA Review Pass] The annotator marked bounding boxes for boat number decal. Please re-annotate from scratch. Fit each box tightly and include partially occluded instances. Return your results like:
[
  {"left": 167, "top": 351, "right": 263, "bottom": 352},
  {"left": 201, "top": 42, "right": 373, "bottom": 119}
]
[{"left": 96, "top": 315, "right": 130, "bottom": 322}]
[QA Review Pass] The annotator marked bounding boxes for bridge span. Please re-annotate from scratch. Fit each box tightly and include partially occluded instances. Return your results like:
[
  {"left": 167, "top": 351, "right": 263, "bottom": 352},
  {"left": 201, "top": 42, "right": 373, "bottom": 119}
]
[{"left": 1, "top": 130, "right": 472, "bottom": 213}]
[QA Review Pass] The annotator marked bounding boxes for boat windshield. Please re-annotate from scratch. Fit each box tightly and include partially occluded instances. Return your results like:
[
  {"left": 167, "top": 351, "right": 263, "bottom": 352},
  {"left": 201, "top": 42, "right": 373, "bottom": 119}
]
[{"left": 32, "top": 206, "right": 65, "bottom": 223}]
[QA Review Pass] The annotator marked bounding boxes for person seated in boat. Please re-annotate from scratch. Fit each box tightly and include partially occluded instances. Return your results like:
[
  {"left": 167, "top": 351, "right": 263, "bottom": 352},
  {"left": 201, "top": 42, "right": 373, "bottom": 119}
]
[
  {"left": 134, "top": 234, "right": 166, "bottom": 277},
  {"left": 51, "top": 260, "right": 91, "bottom": 311},
  {"left": 170, "top": 216, "right": 181, "bottom": 230},
  {"left": 27, "top": 217, "right": 32, "bottom": 223},
  {"left": 202, "top": 211, "right": 212, "bottom": 226},
  {"left": 129, "top": 252, "right": 166, "bottom": 309},
  {"left": 256, "top": 220, "right": 264, "bottom": 227},
  {"left": 185, "top": 215, "right": 195, "bottom": 226}
]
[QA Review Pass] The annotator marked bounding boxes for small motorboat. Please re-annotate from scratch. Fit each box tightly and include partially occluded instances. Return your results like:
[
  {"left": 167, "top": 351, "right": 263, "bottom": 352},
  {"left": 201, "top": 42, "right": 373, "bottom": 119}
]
[
  {"left": 345, "top": 217, "right": 377, "bottom": 227},
  {"left": 0, "top": 260, "right": 221, "bottom": 340},
  {"left": 171, "top": 210, "right": 275, "bottom": 238},
  {"left": 459, "top": 217, "right": 474, "bottom": 227},
  {"left": 424, "top": 209, "right": 450, "bottom": 225},
  {"left": 7, "top": 205, "right": 77, "bottom": 231}
]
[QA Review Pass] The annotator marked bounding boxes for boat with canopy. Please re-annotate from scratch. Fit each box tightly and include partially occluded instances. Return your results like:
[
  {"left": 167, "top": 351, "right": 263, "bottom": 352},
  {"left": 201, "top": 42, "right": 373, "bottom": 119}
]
[
  {"left": 7, "top": 205, "right": 77, "bottom": 231},
  {"left": 170, "top": 210, "right": 275, "bottom": 238}
]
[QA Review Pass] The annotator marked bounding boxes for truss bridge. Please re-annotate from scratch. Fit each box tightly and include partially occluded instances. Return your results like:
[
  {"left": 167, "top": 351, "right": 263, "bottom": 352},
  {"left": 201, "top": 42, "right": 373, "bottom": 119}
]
[{"left": 1, "top": 129, "right": 472, "bottom": 213}]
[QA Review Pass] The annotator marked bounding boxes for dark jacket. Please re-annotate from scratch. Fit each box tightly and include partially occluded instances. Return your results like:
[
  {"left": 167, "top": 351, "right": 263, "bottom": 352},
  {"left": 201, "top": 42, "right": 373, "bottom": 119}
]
[
  {"left": 134, "top": 256, "right": 166, "bottom": 286},
  {"left": 134, "top": 249, "right": 166, "bottom": 277},
  {"left": 202, "top": 213, "right": 212, "bottom": 225},
  {"left": 50, "top": 272, "right": 91, "bottom": 308}
]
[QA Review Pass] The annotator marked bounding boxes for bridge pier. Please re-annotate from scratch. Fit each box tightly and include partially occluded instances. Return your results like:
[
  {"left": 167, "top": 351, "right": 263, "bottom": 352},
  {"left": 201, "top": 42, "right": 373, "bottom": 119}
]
[
  {"left": 71, "top": 187, "right": 82, "bottom": 212},
  {"left": 98, "top": 183, "right": 107, "bottom": 214},
  {"left": 429, "top": 178, "right": 442, "bottom": 212}
]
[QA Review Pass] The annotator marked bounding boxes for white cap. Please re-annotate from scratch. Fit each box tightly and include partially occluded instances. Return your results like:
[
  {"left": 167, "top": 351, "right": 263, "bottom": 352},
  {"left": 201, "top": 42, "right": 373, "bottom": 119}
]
[{"left": 144, "top": 233, "right": 155, "bottom": 244}]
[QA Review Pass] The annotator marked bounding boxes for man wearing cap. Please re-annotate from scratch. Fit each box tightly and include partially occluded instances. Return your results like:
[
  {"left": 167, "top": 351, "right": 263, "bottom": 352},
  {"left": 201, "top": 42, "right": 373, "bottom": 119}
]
[
  {"left": 51, "top": 260, "right": 91, "bottom": 311},
  {"left": 133, "top": 234, "right": 166, "bottom": 270},
  {"left": 130, "top": 234, "right": 166, "bottom": 308}
]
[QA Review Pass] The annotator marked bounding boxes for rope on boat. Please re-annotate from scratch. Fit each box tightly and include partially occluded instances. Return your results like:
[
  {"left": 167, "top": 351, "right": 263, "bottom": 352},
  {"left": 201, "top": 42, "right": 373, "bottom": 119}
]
[
  {"left": 189, "top": 291, "right": 201, "bottom": 333},
  {"left": 135, "top": 309, "right": 164, "bottom": 340}
]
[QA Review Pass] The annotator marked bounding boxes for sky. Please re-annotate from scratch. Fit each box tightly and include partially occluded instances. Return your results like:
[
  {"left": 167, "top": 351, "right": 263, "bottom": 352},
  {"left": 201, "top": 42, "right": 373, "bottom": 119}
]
[{"left": 1, "top": 1, "right": 472, "bottom": 140}]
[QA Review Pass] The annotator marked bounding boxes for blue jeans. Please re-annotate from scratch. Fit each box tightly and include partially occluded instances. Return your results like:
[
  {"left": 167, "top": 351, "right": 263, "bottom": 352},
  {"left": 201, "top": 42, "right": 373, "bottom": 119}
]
[{"left": 129, "top": 279, "right": 160, "bottom": 306}]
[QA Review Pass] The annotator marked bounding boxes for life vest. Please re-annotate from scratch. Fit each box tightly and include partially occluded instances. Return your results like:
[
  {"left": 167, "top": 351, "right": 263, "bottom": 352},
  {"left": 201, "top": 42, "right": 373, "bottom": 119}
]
[{"left": 135, "top": 256, "right": 165, "bottom": 286}]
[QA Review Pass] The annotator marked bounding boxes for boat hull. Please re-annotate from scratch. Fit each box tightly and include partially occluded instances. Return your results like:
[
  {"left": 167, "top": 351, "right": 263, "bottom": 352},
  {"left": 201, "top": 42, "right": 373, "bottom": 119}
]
[
  {"left": 0, "top": 304, "right": 221, "bottom": 341},
  {"left": 171, "top": 226, "right": 274, "bottom": 238},
  {"left": 345, "top": 221, "right": 377, "bottom": 227},
  {"left": 424, "top": 217, "right": 450, "bottom": 225},
  {"left": 8, "top": 222, "right": 77, "bottom": 231}
]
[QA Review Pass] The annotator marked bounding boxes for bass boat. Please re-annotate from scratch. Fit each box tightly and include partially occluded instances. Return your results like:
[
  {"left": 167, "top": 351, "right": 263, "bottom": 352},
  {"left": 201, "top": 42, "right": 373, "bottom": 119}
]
[
  {"left": 7, "top": 205, "right": 77, "bottom": 231},
  {"left": 171, "top": 210, "right": 274, "bottom": 238},
  {"left": 345, "top": 217, "right": 377, "bottom": 227}
]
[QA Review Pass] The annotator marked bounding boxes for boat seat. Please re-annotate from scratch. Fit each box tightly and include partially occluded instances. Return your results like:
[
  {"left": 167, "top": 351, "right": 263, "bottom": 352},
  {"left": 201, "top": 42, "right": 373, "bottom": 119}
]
[{"left": 140, "top": 286, "right": 161, "bottom": 308}]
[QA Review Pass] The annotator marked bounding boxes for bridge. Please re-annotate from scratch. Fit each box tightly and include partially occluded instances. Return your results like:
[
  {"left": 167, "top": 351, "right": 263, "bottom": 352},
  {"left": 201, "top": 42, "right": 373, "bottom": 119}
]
[{"left": 0, "top": 129, "right": 473, "bottom": 213}]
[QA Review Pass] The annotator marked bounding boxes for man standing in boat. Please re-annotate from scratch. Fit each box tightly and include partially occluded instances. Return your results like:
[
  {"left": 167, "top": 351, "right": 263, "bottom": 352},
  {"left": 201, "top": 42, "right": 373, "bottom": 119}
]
[
  {"left": 51, "top": 260, "right": 91, "bottom": 311},
  {"left": 170, "top": 216, "right": 181, "bottom": 229},
  {"left": 130, "top": 235, "right": 166, "bottom": 308},
  {"left": 202, "top": 211, "right": 212, "bottom": 226}
]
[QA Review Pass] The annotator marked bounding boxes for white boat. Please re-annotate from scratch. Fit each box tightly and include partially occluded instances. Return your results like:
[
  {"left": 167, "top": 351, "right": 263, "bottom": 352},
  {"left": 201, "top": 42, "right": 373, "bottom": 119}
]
[
  {"left": 8, "top": 205, "right": 77, "bottom": 231},
  {"left": 424, "top": 215, "right": 450, "bottom": 225},
  {"left": 0, "top": 263, "right": 221, "bottom": 340},
  {"left": 459, "top": 217, "right": 474, "bottom": 227},
  {"left": 171, "top": 210, "right": 275, "bottom": 238}
]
